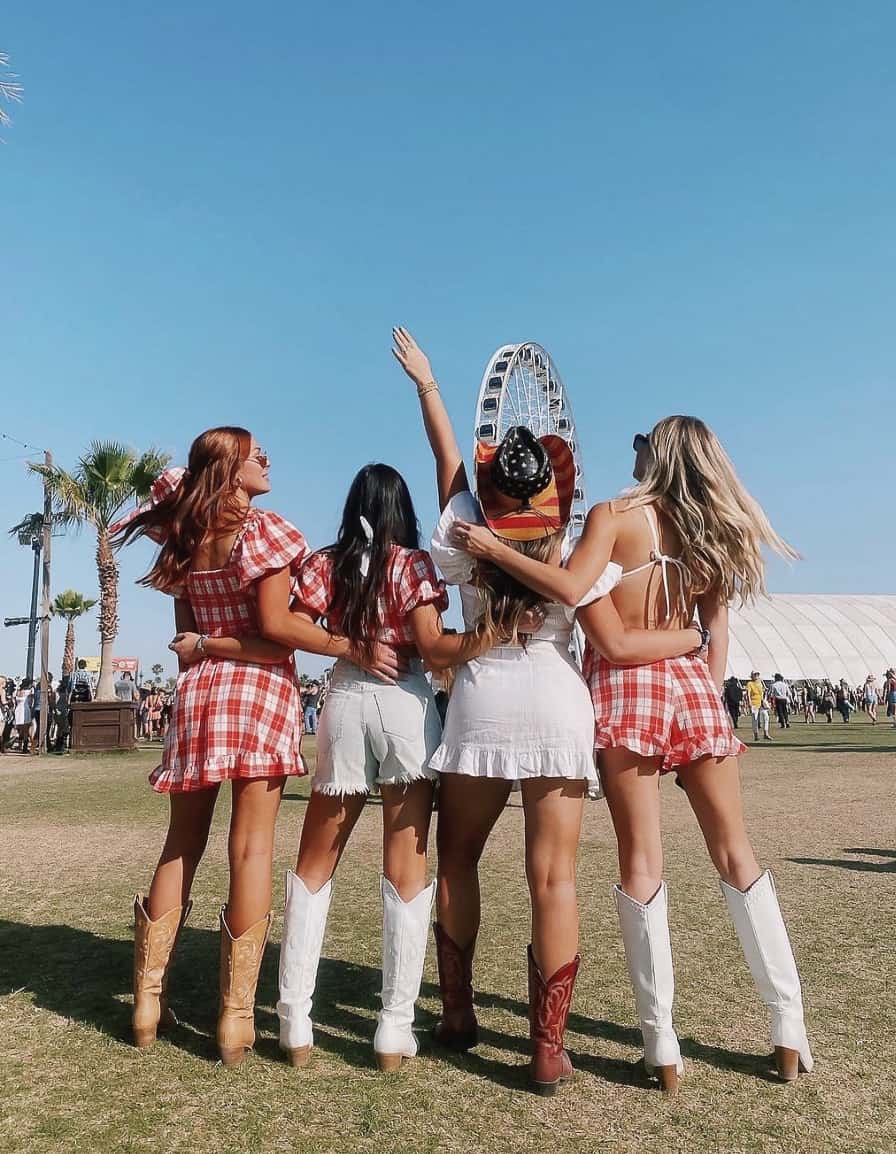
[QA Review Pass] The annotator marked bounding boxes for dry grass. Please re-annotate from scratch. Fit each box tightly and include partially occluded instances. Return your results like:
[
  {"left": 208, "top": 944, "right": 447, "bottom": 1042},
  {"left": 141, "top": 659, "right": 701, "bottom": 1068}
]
[{"left": 1, "top": 720, "right": 895, "bottom": 1153}]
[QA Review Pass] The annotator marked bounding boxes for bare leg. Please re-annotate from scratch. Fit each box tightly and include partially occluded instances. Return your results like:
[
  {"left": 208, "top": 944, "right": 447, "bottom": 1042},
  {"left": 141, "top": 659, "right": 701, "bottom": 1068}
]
[
  {"left": 436, "top": 775, "right": 512, "bottom": 949},
  {"left": 294, "top": 789, "right": 367, "bottom": 892},
  {"left": 521, "top": 777, "right": 586, "bottom": 976},
  {"left": 381, "top": 779, "right": 435, "bottom": 900},
  {"left": 226, "top": 776, "right": 286, "bottom": 936},
  {"left": 677, "top": 756, "right": 760, "bottom": 890},
  {"left": 599, "top": 748, "right": 665, "bottom": 902},
  {"left": 147, "top": 786, "right": 220, "bottom": 918}
]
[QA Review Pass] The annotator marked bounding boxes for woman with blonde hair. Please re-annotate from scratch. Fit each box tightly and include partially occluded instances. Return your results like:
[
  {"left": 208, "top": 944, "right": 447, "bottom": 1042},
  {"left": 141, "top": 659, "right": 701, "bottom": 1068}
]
[
  {"left": 113, "top": 426, "right": 400, "bottom": 1066},
  {"left": 453, "top": 416, "right": 814, "bottom": 1091},
  {"left": 394, "top": 331, "right": 706, "bottom": 1095}
]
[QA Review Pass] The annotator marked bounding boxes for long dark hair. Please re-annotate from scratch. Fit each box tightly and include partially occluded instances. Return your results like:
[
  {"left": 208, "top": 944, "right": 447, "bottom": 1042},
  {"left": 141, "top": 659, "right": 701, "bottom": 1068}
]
[
  {"left": 325, "top": 464, "right": 420, "bottom": 665},
  {"left": 113, "top": 426, "right": 251, "bottom": 593}
]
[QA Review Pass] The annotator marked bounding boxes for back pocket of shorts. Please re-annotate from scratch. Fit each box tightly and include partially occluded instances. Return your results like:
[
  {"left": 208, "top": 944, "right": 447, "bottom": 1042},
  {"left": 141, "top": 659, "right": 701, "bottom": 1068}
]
[{"left": 373, "top": 685, "right": 426, "bottom": 742}]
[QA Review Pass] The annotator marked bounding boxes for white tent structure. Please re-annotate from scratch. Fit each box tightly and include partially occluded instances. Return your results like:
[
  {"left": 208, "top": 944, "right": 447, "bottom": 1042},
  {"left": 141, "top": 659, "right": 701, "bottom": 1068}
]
[{"left": 726, "top": 595, "right": 896, "bottom": 684}]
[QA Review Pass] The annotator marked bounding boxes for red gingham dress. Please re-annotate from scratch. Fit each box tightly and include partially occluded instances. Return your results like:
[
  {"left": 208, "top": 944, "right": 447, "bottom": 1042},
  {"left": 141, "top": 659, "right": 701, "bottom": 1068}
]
[
  {"left": 151, "top": 509, "right": 310, "bottom": 792},
  {"left": 583, "top": 648, "right": 747, "bottom": 772},
  {"left": 294, "top": 547, "right": 449, "bottom": 640}
]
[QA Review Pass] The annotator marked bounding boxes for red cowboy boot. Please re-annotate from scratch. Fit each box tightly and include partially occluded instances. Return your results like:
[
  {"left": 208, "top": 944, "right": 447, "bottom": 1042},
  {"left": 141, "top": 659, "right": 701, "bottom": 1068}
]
[
  {"left": 528, "top": 946, "right": 579, "bottom": 1095},
  {"left": 432, "top": 923, "right": 478, "bottom": 1051}
]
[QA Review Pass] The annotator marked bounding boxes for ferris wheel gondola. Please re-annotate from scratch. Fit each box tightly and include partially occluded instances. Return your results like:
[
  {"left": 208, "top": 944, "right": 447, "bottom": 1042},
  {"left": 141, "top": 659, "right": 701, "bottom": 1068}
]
[{"left": 472, "top": 342, "right": 589, "bottom": 664}]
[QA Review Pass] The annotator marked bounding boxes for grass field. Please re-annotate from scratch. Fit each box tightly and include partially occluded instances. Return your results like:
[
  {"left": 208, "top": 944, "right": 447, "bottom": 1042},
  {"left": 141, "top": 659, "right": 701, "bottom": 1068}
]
[{"left": 2, "top": 719, "right": 895, "bottom": 1153}]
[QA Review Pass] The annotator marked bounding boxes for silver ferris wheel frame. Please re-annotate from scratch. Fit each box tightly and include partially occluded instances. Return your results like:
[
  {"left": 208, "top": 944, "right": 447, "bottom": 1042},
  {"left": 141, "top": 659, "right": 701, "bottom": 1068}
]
[{"left": 472, "top": 342, "right": 589, "bottom": 665}]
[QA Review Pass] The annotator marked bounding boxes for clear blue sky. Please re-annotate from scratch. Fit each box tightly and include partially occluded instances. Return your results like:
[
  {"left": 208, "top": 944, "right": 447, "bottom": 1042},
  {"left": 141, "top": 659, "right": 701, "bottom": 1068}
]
[{"left": 3, "top": 2, "right": 893, "bottom": 680}]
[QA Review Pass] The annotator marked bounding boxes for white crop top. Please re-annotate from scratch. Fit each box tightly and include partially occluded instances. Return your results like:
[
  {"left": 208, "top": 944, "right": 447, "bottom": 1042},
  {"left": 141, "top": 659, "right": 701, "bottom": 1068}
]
[{"left": 430, "top": 492, "right": 622, "bottom": 645}]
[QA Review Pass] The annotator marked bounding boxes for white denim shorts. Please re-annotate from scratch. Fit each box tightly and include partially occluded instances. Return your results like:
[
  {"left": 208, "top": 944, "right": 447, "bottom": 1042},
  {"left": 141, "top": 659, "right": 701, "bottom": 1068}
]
[{"left": 312, "top": 658, "right": 441, "bottom": 796}]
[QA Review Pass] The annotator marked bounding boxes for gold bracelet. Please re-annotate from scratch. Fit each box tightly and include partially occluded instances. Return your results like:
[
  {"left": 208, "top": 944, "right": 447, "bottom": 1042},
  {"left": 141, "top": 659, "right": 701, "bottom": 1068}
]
[{"left": 417, "top": 380, "right": 439, "bottom": 398}]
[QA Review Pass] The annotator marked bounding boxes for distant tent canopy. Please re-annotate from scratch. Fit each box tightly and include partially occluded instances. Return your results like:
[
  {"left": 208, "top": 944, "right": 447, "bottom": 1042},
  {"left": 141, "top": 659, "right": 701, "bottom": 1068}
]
[{"left": 725, "top": 595, "right": 896, "bottom": 685}]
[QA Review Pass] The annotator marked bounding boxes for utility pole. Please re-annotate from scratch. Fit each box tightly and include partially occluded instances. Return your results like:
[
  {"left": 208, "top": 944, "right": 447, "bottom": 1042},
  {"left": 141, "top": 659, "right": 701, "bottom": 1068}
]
[
  {"left": 24, "top": 535, "right": 41, "bottom": 681},
  {"left": 38, "top": 450, "right": 53, "bottom": 752}
]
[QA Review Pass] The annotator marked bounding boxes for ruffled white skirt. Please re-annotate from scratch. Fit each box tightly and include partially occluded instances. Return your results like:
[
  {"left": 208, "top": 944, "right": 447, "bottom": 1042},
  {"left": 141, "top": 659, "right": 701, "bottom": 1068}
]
[{"left": 429, "top": 641, "right": 598, "bottom": 781}]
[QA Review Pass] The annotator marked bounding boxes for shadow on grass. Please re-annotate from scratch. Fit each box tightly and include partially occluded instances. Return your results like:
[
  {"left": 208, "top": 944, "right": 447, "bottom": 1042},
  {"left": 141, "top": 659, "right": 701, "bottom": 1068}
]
[
  {"left": 0, "top": 919, "right": 772, "bottom": 1086},
  {"left": 788, "top": 847, "right": 896, "bottom": 873}
]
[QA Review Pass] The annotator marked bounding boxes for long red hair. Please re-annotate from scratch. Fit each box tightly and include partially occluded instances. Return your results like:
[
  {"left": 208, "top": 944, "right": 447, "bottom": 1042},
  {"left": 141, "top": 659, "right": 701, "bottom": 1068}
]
[{"left": 114, "top": 426, "right": 252, "bottom": 593}]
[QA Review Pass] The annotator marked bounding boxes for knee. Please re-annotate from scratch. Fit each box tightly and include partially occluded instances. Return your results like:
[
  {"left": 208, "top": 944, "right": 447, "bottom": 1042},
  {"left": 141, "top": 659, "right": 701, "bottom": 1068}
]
[
  {"left": 437, "top": 833, "right": 485, "bottom": 876},
  {"left": 710, "top": 837, "right": 759, "bottom": 889},
  {"left": 228, "top": 829, "right": 275, "bottom": 870}
]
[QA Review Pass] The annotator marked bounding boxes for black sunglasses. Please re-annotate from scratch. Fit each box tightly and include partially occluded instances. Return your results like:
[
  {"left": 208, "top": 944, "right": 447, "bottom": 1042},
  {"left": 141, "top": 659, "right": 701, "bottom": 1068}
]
[{"left": 632, "top": 433, "right": 650, "bottom": 453}]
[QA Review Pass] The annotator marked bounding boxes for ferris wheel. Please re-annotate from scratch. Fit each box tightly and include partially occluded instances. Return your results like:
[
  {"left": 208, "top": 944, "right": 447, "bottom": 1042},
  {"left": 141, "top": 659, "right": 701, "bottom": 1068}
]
[{"left": 472, "top": 342, "right": 589, "bottom": 662}]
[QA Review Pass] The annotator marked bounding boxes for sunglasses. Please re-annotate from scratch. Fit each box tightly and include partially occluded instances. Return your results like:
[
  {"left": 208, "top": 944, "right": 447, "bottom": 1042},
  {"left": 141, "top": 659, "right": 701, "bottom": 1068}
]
[
  {"left": 248, "top": 448, "right": 270, "bottom": 468},
  {"left": 632, "top": 433, "right": 650, "bottom": 453}
]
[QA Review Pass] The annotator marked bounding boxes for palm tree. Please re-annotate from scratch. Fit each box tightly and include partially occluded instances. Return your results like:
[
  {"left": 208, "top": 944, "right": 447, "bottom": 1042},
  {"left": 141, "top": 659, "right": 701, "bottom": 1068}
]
[
  {"left": 30, "top": 442, "right": 169, "bottom": 701},
  {"left": 0, "top": 52, "right": 23, "bottom": 131},
  {"left": 51, "top": 590, "right": 98, "bottom": 678},
  {"left": 151, "top": 663, "right": 164, "bottom": 684}
]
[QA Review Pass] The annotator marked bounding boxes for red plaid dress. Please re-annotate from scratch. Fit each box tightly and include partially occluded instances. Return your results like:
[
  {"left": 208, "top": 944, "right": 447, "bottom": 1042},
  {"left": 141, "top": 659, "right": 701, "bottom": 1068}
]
[
  {"left": 583, "top": 647, "right": 747, "bottom": 772},
  {"left": 152, "top": 509, "right": 310, "bottom": 792},
  {"left": 294, "top": 547, "right": 448, "bottom": 642}
]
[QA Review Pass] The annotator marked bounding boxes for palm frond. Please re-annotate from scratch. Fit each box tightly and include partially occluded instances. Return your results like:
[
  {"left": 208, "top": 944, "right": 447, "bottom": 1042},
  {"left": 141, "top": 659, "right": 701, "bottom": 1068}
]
[
  {"left": 28, "top": 462, "right": 92, "bottom": 528},
  {"left": 51, "top": 589, "right": 98, "bottom": 619},
  {"left": 0, "top": 52, "right": 23, "bottom": 130},
  {"left": 8, "top": 512, "right": 44, "bottom": 545},
  {"left": 130, "top": 448, "right": 171, "bottom": 500}
]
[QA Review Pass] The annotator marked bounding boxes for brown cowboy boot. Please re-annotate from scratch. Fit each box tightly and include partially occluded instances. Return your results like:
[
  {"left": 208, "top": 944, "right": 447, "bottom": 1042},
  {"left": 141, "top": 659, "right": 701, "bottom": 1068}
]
[
  {"left": 132, "top": 894, "right": 192, "bottom": 1048},
  {"left": 528, "top": 946, "right": 579, "bottom": 1096},
  {"left": 217, "top": 907, "right": 272, "bottom": 1068},
  {"left": 431, "top": 923, "right": 478, "bottom": 1051}
]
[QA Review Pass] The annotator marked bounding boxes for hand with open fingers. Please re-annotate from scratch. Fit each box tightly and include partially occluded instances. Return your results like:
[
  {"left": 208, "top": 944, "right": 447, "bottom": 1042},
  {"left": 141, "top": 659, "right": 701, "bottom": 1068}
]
[
  {"left": 355, "top": 642, "right": 408, "bottom": 684},
  {"left": 518, "top": 606, "right": 546, "bottom": 634},
  {"left": 449, "top": 520, "right": 498, "bottom": 561},
  {"left": 392, "top": 326, "right": 434, "bottom": 388},
  {"left": 169, "top": 632, "right": 203, "bottom": 663}
]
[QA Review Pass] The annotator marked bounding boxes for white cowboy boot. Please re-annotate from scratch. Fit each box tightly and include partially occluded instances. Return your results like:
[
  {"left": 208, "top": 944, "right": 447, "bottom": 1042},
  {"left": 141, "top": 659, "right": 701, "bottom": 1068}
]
[
  {"left": 276, "top": 871, "right": 333, "bottom": 1067},
  {"left": 614, "top": 882, "right": 683, "bottom": 1093},
  {"left": 720, "top": 870, "right": 814, "bottom": 1081},
  {"left": 374, "top": 877, "right": 436, "bottom": 1071}
]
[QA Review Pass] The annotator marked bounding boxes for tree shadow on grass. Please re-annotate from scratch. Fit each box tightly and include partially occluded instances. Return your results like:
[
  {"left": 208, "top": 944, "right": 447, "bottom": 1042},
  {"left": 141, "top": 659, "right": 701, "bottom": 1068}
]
[{"left": 788, "top": 847, "right": 896, "bottom": 873}]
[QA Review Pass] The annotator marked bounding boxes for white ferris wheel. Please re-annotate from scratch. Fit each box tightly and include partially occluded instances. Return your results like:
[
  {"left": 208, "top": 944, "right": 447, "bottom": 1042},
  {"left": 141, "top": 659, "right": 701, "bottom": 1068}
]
[{"left": 472, "top": 342, "right": 589, "bottom": 662}]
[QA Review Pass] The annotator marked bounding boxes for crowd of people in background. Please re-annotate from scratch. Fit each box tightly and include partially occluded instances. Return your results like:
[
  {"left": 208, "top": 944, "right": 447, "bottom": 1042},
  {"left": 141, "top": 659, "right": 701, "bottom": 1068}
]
[
  {"left": 0, "top": 664, "right": 182, "bottom": 753},
  {"left": 723, "top": 668, "right": 896, "bottom": 736}
]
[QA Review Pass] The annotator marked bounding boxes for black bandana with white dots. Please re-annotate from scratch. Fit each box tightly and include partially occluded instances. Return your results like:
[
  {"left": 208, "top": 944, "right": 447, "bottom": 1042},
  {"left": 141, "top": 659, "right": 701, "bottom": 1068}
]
[{"left": 491, "top": 426, "right": 553, "bottom": 502}]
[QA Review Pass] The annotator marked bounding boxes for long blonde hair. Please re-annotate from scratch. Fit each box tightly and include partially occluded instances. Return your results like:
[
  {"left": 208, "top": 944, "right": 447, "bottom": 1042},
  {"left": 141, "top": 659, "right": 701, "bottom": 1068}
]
[
  {"left": 626, "top": 416, "right": 797, "bottom": 605},
  {"left": 473, "top": 532, "right": 563, "bottom": 647}
]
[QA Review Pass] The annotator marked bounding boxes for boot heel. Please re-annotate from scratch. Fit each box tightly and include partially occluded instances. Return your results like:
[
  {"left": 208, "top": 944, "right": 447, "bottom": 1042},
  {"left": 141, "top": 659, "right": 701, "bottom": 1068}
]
[
  {"left": 656, "top": 1064, "right": 680, "bottom": 1095},
  {"left": 375, "top": 1052, "right": 404, "bottom": 1073},
  {"left": 774, "top": 1045, "right": 800, "bottom": 1082},
  {"left": 219, "top": 1046, "right": 248, "bottom": 1068},
  {"left": 133, "top": 1028, "right": 156, "bottom": 1049},
  {"left": 288, "top": 1045, "right": 312, "bottom": 1067},
  {"left": 533, "top": 1078, "right": 561, "bottom": 1097}
]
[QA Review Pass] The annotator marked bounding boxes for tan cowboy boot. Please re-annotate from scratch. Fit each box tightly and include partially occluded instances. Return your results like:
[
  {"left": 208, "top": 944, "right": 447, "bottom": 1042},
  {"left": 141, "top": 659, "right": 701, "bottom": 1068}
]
[
  {"left": 132, "top": 893, "right": 192, "bottom": 1049},
  {"left": 217, "top": 907, "right": 272, "bottom": 1068}
]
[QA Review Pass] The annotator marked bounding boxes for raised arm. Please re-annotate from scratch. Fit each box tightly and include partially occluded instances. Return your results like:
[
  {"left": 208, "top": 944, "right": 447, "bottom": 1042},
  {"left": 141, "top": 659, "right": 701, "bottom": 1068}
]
[
  {"left": 451, "top": 502, "right": 619, "bottom": 608},
  {"left": 696, "top": 589, "right": 729, "bottom": 691},
  {"left": 577, "top": 596, "right": 702, "bottom": 665},
  {"left": 392, "top": 327, "right": 469, "bottom": 511}
]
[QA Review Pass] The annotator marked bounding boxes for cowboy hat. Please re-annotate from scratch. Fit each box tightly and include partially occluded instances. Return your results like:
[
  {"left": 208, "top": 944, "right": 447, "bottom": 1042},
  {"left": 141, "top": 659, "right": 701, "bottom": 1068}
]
[{"left": 474, "top": 426, "right": 575, "bottom": 542}]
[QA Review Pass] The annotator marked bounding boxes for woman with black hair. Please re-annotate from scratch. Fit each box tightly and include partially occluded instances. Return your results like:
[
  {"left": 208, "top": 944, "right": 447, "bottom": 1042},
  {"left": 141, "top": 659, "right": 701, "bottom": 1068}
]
[{"left": 274, "top": 463, "right": 489, "bottom": 1072}]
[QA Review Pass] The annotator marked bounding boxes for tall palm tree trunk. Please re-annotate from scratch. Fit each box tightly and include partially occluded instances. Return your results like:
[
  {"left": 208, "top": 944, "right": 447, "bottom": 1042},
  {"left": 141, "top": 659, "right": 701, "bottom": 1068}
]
[
  {"left": 62, "top": 621, "right": 76, "bottom": 678},
  {"left": 96, "top": 528, "right": 120, "bottom": 701}
]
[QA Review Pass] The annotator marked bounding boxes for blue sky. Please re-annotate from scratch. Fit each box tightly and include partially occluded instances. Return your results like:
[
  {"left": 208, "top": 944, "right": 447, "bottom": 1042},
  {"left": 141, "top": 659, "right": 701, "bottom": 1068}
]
[{"left": 2, "top": 2, "right": 893, "bottom": 679}]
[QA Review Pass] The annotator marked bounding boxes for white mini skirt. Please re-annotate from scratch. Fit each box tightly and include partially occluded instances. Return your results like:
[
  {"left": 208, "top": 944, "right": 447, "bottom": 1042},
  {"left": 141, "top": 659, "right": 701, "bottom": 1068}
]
[{"left": 429, "top": 641, "right": 598, "bottom": 782}]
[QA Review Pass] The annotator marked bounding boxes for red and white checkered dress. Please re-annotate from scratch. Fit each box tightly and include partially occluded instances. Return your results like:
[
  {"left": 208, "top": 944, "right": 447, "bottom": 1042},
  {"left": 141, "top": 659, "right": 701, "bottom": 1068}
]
[
  {"left": 583, "top": 648, "right": 747, "bottom": 772},
  {"left": 152, "top": 509, "right": 310, "bottom": 792},
  {"left": 294, "top": 547, "right": 449, "bottom": 641}
]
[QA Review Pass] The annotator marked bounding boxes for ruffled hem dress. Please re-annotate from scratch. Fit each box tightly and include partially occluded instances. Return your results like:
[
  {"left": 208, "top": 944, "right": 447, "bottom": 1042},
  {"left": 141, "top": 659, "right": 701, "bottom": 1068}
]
[
  {"left": 111, "top": 469, "right": 310, "bottom": 793},
  {"left": 428, "top": 492, "right": 622, "bottom": 783}
]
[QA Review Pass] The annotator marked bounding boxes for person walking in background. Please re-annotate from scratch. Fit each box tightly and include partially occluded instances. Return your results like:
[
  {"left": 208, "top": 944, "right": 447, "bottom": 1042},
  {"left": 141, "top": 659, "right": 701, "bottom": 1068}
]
[
  {"left": 302, "top": 681, "right": 321, "bottom": 735},
  {"left": 723, "top": 676, "right": 743, "bottom": 730},
  {"left": 885, "top": 668, "right": 896, "bottom": 728},
  {"left": 455, "top": 414, "right": 814, "bottom": 1090},
  {"left": 746, "top": 672, "right": 772, "bottom": 741},
  {"left": 803, "top": 685, "right": 816, "bottom": 723},
  {"left": 862, "top": 676, "right": 879, "bottom": 724},
  {"left": 771, "top": 673, "right": 791, "bottom": 729},
  {"left": 835, "top": 681, "right": 851, "bottom": 722}
]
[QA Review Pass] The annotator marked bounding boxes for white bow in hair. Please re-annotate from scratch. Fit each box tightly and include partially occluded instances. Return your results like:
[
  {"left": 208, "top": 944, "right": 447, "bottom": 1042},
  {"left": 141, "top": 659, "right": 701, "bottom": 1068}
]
[{"left": 359, "top": 515, "right": 374, "bottom": 577}]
